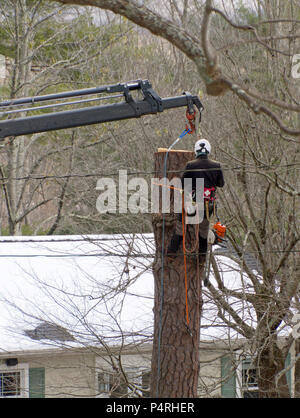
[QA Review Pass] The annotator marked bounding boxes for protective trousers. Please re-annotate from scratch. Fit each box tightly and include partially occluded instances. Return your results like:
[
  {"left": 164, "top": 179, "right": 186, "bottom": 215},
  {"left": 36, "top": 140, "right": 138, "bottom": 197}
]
[{"left": 167, "top": 210, "right": 209, "bottom": 256}]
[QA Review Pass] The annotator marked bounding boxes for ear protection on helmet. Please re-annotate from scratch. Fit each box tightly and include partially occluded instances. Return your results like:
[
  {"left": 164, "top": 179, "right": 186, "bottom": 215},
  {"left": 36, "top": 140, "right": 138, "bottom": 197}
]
[{"left": 194, "top": 139, "right": 211, "bottom": 156}]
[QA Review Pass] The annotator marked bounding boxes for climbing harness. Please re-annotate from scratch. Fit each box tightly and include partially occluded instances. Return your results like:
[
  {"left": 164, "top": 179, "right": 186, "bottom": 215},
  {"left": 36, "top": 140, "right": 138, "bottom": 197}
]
[{"left": 203, "top": 186, "right": 216, "bottom": 221}]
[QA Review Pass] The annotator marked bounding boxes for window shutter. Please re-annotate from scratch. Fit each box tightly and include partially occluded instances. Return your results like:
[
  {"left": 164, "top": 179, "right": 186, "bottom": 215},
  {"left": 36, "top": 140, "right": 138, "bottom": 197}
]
[
  {"left": 285, "top": 352, "right": 292, "bottom": 396},
  {"left": 29, "top": 368, "right": 45, "bottom": 398},
  {"left": 221, "top": 356, "right": 236, "bottom": 398}
]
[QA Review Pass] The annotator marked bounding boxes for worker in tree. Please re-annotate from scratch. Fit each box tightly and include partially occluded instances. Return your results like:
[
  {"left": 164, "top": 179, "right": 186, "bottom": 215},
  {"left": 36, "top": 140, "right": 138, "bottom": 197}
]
[{"left": 167, "top": 139, "right": 225, "bottom": 257}]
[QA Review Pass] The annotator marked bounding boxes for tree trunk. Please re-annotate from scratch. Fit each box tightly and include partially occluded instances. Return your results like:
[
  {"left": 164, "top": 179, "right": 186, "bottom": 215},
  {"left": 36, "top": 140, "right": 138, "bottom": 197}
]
[
  {"left": 150, "top": 149, "right": 205, "bottom": 398},
  {"left": 257, "top": 341, "right": 290, "bottom": 398},
  {"left": 6, "top": 0, "right": 33, "bottom": 235}
]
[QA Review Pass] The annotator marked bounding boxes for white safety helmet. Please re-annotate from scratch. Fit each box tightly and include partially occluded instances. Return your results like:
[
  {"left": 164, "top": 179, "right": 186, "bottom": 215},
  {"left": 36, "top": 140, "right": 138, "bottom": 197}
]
[{"left": 194, "top": 139, "right": 211, "bottom": 156}]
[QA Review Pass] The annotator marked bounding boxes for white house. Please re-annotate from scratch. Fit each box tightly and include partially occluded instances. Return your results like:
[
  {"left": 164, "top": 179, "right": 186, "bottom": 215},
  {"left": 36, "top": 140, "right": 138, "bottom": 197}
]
[{"left": 0, "top": 234, "right": 297, "bottom": 398}]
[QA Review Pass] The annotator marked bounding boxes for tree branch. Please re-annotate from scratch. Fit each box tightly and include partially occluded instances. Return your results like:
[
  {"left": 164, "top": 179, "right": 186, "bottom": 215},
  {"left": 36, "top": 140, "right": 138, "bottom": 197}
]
[
  {"left": 44, "top": 0, "right": 300, "bottom": 136},
  {"left": 15, "top": 198, "right": 53, "bottom": 224}
]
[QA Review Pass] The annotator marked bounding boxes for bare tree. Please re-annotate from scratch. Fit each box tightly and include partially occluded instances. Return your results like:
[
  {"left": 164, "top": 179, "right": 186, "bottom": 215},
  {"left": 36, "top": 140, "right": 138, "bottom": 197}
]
[
  {"left": 45, "top": 0, "right": 300, "bottom": 136},
  {"left": 2, "top": 0, "right": 299, "bottom": 397},
  {"left": 0, "top": 1, "right": 130, "bottom": 235},
  {"left": 0, "top": 1, "right": 69, "bottom": 235}
]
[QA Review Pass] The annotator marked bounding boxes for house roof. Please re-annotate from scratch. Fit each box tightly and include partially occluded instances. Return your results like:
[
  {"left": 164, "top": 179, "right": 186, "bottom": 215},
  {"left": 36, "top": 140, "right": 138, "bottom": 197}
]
[
  {"left": 214, "top": 242, "right": 262, "bottom": 275},
  {"left": 0, "top": 233, "right": 271, "bottom": 354},
  {"left": 0, "top": 234, "right": 155, "bottom": 353}
]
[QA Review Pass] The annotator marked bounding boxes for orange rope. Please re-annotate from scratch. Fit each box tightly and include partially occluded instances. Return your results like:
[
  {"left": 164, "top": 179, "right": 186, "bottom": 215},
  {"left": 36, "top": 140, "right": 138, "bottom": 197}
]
[
  {"left": 155, "top": 181, "right": 201, "bottom": 327},
  {"left": 181, "top": 194, "right": 201, "bottom": 328},
  {"left": 152, "top": 182, "right": 183, "bottom": 192}
]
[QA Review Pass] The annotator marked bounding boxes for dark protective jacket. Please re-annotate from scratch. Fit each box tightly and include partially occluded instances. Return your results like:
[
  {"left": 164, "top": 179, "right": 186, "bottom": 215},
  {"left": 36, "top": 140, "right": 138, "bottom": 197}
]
[{"left": 181, "top": 154, "right": 225, "bottom": 193}]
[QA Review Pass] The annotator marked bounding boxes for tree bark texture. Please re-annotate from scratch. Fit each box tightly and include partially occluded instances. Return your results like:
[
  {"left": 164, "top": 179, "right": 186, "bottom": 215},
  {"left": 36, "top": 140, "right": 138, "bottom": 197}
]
[{"left": 150, "top": 150, "right": 205, "bottom": 398}]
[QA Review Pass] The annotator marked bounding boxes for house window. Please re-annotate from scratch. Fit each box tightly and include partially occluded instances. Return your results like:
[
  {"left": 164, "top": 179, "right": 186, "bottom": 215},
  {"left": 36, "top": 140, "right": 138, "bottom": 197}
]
[
  {"left": 0, "top": 371, "right": 21, "bottom": 396},
  {"left": 241, "top": 360, "right": 259, "bottom": 398},
  {"left": 0, "top": 364, "right": 29, "bottom": 398},
  {"left": 97, "top": 369, "right": 151, "bottom": 398},
  {"left": 126, "top": 368, "right": 151, "bottom": 398},
  {"left": 97, "top": 372, "right": 128, "bottom": 398},
  {"left": 98, "top": 372, "right": 111, "bottom": 394}
]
